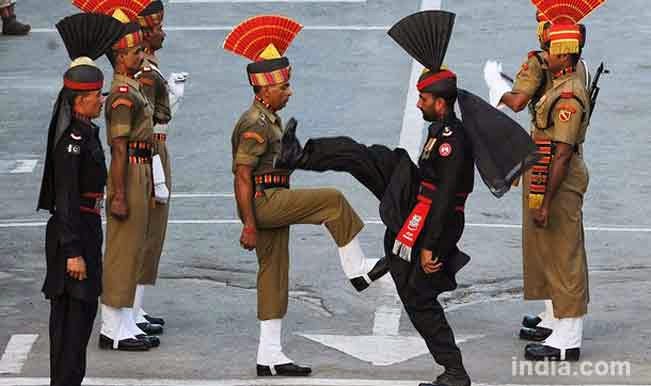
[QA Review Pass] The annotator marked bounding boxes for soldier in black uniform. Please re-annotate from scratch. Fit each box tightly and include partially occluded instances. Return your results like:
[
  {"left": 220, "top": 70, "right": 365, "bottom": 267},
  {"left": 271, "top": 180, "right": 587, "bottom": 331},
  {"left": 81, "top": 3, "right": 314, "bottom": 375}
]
[
  {"left": 36, "top": 14, "right": 127, "bottom": 386},
  {"left": 276, "top": 11, "right": 537, "bottom": 386}
]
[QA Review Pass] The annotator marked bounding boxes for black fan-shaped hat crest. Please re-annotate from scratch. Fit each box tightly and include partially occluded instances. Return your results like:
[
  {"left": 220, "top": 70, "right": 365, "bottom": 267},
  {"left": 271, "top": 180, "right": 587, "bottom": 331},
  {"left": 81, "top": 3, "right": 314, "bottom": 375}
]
[
  {"left": 56, "top": 13, "right": 127, "bottom": 61},
  {"left": 388, "top": 10, "right": 455, "bottom": 72}
]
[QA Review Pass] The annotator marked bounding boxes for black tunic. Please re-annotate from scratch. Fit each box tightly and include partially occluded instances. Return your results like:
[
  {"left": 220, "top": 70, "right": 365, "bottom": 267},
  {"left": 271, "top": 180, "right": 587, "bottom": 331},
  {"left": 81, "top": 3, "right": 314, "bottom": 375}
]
[{"left": 42, "top": 117, "right": 107, "bottom": 302}]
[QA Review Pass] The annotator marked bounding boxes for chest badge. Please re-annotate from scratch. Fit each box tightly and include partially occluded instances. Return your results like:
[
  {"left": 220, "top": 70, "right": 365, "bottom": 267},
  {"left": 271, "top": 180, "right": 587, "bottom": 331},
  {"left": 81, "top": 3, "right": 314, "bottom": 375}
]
[
  {"left": 442, "top": 127, "right": 453, "bottom": 137},
  {"left": 438, "top": 143, "right": 453, "bottom": 157},
  {"left": 67, "top": 144, "right": 81, "bottom": 155}
]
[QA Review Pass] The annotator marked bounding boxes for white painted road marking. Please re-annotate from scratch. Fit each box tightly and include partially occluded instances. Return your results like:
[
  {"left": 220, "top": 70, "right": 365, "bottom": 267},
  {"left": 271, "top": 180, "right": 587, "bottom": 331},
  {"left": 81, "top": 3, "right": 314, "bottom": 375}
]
[
  {"left": 31, "top": 25, "right": 389, "bottom": 33},
  {"left": 1, "top": 219, "right": 651, "bottom": 233},
  {"left": 299, "top": 260, "right": 485, "bottom": 366},
  {"left": 0, "top": 334, "right": 38, "bottom": 374},
  {"left": 172, "top": 192, "right": 234, "bottom": 198},
  {"left": 298, "top": 258, "right": 475, "bottom": 366},
  {"left": 3, "top": 379, "right": 642, "bottom": 386},
  {"left": 0, "top": 160, "right": 37, "bottom": 174}
]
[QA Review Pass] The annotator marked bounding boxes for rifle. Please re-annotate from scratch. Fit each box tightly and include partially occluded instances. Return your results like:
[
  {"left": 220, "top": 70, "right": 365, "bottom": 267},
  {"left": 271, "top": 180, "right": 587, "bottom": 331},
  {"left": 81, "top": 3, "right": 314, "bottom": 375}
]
[
  {"left": 500, "top": 72, "right": 514, "bottom": 84},
  {"left": 589, "top": 62, "right": 609, "bottom": 118}
]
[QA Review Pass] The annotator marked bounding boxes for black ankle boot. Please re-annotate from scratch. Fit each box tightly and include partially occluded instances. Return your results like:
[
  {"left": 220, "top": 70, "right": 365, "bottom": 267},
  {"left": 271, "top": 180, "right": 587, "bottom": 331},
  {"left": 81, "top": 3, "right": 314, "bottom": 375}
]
[{"left": 1, "top": 5, "right": 30, "bottom": 36}]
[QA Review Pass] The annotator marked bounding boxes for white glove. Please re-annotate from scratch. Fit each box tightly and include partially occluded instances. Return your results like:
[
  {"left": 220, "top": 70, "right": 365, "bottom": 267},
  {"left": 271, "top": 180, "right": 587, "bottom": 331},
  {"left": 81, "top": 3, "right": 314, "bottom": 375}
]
[
  {"left": 167, "top": 72, "right": 188, "bottom": 98},
  {"left": 166, "top": 72, "right": 188, "bottom": 117},
  {"left": 483, "top": 60, "right": 511, "bottom": 108},
  {"left": 152, "top": 154, "right": 169, "bottom": 204}
]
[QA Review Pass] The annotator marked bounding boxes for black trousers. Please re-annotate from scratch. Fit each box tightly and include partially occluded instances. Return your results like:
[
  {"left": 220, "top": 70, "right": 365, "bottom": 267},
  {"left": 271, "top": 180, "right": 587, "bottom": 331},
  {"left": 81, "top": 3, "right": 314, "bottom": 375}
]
[
  {"left": 301, "top": 137, "right": 468, "bottom": 378},
  {"left": 49, "top": 293, "right": 97, "bottom": 386}
]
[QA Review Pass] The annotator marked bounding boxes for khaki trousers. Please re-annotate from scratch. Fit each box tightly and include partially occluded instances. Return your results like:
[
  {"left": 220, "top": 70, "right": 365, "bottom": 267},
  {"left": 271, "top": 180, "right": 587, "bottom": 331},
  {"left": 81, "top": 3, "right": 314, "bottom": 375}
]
[
  {"left": 522, "top": 155, "right": 590, "bottom": 318},
  {"left": 140, "top": 140, "right": 171, "bottom": 284},
  {"left": 102, "top": 163, "right": 152, "bottom": 308},
  {"left": 253, "top": 187, "right": 363, "bottom": 320}
]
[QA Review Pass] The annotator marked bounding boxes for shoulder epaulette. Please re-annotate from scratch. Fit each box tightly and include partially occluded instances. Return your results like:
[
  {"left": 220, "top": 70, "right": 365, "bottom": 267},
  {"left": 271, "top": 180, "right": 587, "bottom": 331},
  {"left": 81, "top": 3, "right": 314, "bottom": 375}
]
[
  {"left": 139, "top": 77, "right": 155, "bottom": 86},
  {"left": 112, "top": 97, "right": 133, "bottom": 109},
  {"left": 242, "top": 131, "right": 265, "bottom": 144},
  {"left": 560, "top": 91, "right": 575, "bottom": 99}
]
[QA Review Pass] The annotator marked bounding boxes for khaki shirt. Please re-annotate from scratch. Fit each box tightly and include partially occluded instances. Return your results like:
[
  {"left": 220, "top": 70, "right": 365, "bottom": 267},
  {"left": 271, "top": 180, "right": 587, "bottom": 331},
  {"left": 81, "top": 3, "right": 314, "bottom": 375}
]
[
  {"left": 104, "top": 74, "right": 154, "bottom": 145},
  {"left": 231, "top": 100, "right": 286, "bottom": 176},
  {"left": 513, "top": 51, "right": 590, "bottom": 127},
  {"left": 137, "top": 54, "right": 171, "bottom": 127},
  {"left": 533, "top": 71, "right": 591, "bottom": 146}
]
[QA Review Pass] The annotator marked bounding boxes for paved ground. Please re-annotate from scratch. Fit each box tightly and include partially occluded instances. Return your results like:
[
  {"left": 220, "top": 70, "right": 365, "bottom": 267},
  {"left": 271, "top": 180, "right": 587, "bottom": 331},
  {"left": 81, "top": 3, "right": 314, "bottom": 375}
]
[{"left": 1, "top": 0, "right": 651, "bottom": 385}]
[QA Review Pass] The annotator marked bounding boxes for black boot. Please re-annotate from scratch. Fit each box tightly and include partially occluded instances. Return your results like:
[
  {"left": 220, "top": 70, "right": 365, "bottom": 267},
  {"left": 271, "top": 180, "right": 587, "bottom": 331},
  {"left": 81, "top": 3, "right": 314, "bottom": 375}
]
[
  {"left": 98, "top": 334, "right": 150, "bottom": 351},
  {"left": 522, "top": 314, "right": 542, "bottom": 328},
  {"left": 419, "top": 369, "right": 471, "bottom": 386},
  {"left": 349, "top": 256, "right": 391, "bottom": 292},
  {"left": 519, "top": 326, "right": 553, "bottom": 342},
  {"left": 135, "top": 334, "right": 161, "bottom": 348},
  {"left": 144, "top": 314, "right": 166, "bottom": 326},
  {"left": 525, "top": 343, "right": 580, "bottom": 361},
  {"left": 256, "top": 363, "right": 312, "bottom": 377},
  {"left": 1, "top": 5, "right": 30, "bottom": 36},
  {"left": 273, "top": 117, "right": 306, "bottom": 169},
  {"left": 136, "top": 322, "right": 164, "bottom": 335}
]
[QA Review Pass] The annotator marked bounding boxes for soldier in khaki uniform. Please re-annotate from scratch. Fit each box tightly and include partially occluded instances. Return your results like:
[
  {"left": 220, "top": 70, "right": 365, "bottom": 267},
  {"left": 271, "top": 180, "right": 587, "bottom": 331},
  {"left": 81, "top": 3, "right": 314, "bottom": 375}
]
[
  {"left": 483, "top": 4, "right": 593, "bottom": 344},
  {"left": 505, "top": 0, "right": 604, "bottom": 361},
  {"left": 223, "top": 15, "right": 369, "bottom": 377},
  {"left": 0, "top": 0, "right": 30, "bottom": 35},
  {"left": 71, "top": 3, "right": 158, "bottom": 352},
  {"left": 132, "top": 0, "right": 171, "bottom": 334}
]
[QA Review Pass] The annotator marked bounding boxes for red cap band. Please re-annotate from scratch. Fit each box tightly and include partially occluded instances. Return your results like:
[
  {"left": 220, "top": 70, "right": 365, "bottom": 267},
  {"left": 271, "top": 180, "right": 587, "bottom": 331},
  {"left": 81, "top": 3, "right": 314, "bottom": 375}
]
[
  {"left": 416, "top": 70, "right": 457, "bottom": 92},
  {"left": 63, "top": 78, "right": 103, "bottom": 91}
]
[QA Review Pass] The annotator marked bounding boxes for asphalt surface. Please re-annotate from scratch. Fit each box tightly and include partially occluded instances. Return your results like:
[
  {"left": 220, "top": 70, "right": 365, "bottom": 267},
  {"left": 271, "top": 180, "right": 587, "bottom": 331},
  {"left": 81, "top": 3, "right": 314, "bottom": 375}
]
[{"left": 1, "top": 0, "right": 651, "bottom": 385}]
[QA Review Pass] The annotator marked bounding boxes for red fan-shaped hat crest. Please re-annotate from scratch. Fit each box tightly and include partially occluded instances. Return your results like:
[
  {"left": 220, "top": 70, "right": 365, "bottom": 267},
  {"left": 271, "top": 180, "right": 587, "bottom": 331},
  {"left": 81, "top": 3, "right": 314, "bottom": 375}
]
[
  {"left": 223, "top": 15, "right": 303, "bottom": 61},
  {"left": 532, "top": 0, "right": 606, "bottom": 25},
  {"left": 72, "top": 0, "right": 152, "bottom": 21}
]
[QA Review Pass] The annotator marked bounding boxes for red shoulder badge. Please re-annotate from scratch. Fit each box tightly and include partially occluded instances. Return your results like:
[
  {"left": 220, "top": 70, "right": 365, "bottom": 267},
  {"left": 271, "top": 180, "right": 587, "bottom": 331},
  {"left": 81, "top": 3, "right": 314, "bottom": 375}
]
[
  {"left": 528, "top": 50, "right": 538, "bottom": 59},
  {"left": 242, "top": 132, "right": 265, "bottom": 144},
  {"left": 118, "top": 86, "right": 129, "bottom": 93}
]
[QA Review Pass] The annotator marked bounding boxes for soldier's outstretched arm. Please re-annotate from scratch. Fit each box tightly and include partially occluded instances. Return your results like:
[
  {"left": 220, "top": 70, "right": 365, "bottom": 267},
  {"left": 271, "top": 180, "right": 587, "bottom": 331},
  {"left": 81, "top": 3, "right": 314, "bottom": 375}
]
[
  {"left": 485, "top": 54, "right": 544, "bottom": 112},
  {"left": 500, "top": 92, "right": 530, "bottom": 112}
]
